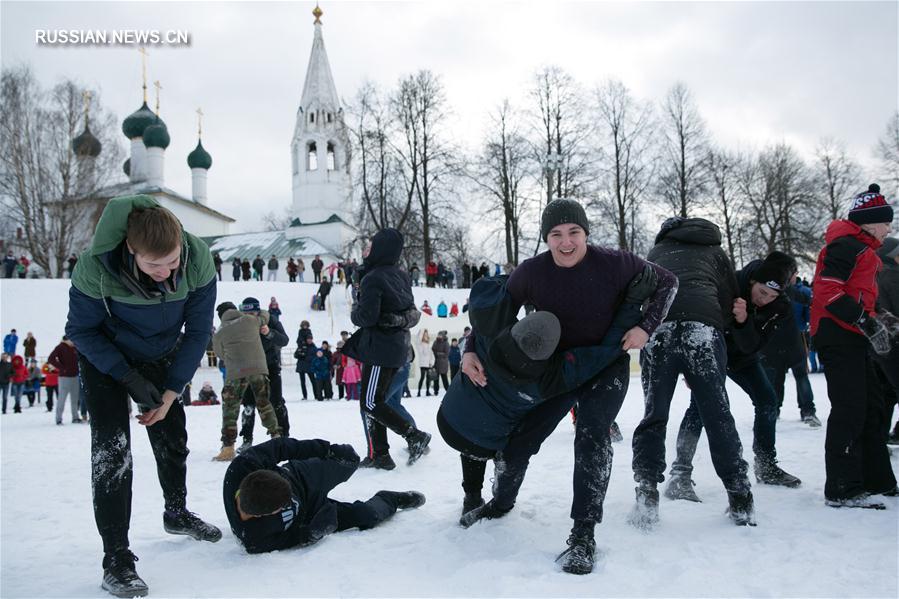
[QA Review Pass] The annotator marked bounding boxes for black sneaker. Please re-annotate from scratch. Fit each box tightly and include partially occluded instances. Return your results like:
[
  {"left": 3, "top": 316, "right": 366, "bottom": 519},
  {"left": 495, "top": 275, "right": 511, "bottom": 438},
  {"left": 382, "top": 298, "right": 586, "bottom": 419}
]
[
  {"left": 360, "top": 453, "right": 396, "bottom": 470},
  {"left": 726, "top": 491, "right": 757, "bottom": 526},
  {"left": 801, "top": 414, "right": 822, "bottom": 428},
  {"left": 378, "top": 490, "right": 426, "bottom": 509},
  {"left": 556, "top": 533, "right": 596, "bottom": 575},
  {"left": 626, "top": 481, "right": 660, "bottom": 531},
  {"left": 825, "top": 493, "right": 887, "bottom": 510},
  {"left": 461, "top": 492, "right": 485, "bottom": 517},
  {"left": 664, "top": 475, "right": 702, "bottom": 502},
  {"left": 163, "top": 510, "right": 222, "bottom": 542},
  {"left": 459, "top": 499, "right": 513, "bottom": 528},
  {"left": 609, "top": 421, "right": 623, "bottom": 443},
  {"left": 101, "top": 550, "right": 148, "bottom": 598},
  {"left": 754, "top": 459, "right": 801, "bottom": 488},
  {"left": 406, "top": 430, "right": 432, "bottom": 466}
]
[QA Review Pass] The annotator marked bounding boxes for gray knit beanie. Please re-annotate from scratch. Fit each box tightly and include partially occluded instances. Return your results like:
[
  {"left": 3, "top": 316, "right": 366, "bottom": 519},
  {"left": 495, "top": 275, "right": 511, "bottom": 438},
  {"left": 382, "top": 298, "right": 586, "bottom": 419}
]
[{"left": 510, "top": 311, "right": 561, "bottom": 360}]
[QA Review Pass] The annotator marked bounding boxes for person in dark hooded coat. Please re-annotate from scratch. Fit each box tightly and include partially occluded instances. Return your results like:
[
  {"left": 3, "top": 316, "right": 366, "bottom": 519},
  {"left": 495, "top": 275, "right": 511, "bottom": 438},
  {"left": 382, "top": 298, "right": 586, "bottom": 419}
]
[{"left": 342, "top": 228, "right": 433, "bottom": 467}]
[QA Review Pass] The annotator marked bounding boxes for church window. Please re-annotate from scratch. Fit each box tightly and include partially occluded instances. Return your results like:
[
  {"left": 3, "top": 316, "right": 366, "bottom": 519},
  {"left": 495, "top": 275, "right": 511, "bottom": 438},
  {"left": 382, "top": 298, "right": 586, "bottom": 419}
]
[
  {"left": 307, "top": 142, "right": 318, "bottom": 171},
  {"left": 310, "top": 112, "right": 315, "bottom": 124},
  {"left": 327, "top": 113, "right": 333, "bottom": 123},
  {"left": 327, "top": 142, "right": 336, "bottom": 171}
]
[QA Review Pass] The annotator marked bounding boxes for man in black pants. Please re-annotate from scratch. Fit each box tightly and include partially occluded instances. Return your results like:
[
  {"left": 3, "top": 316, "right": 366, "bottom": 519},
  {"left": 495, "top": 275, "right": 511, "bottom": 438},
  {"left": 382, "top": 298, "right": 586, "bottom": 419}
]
[
  {"left": 343, "top": 228, "right": 433, "bottom": 467},
  {"left": 238, "top": 296, "right": 291, "bottom": 451},
  {"left": 629, "top": 217, "right": 754, "bottom": 528},
  {"left": 223, "top": 437, "right": 424, "bottom": 553},
  {"left": 66, "top": 196, "right": 221, "bottom": 598}
]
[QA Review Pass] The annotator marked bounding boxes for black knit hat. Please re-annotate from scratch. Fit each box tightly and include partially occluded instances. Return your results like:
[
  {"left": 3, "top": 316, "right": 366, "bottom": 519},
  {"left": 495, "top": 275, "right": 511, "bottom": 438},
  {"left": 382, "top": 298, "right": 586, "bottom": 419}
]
[
  {"left": 541, "top": 199, "right": 590, "bottom": 241},
  {"left": 751, "top": 251, "right": 797, "bottom": 292},
  {"left": 848, "top": 184, "right": 894, "bottom": 225},
  {"left": 216, "top": 301, "right": 237, "bottom": 318},
  {"left": 240, "top": 297, "right": 261, "bottom": 312}
]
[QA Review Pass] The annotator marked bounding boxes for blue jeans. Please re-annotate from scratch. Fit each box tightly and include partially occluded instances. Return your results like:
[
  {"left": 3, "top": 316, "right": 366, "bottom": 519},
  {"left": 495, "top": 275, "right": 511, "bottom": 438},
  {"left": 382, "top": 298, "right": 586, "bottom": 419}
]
[
  {"left": 673, "top": 359, "right": 779, "bottom": 471},
  {"left": 633, "top": 322, "right": 749, "bottom": 492},
  {"left": 10, "top": 382, "right": 24, "bottom": 410}
]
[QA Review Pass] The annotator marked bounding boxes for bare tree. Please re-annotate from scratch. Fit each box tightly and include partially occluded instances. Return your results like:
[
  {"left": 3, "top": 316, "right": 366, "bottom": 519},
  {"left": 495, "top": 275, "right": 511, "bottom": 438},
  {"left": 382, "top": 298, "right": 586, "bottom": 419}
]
[
  {"left": 705, "top": 148, "right": 745, "bottom": 266},
  {"left": 466, "top": 100, "right": 533, "bottom": 266},
  {"left": 0, "top": 66, "right": 122, "bottom": 276},
  {"left": 815, "top": 138, "right": 861, "bottom": 220},
  {"left": 261, "top": 207, "right": 293, "bottom": 231},
  {"left": 391, "top": 70, "right": 453, "bottom": 264},
  {"left": 658, "top": 83, "right": 709, "bottom": 218},
  {"left": 347, "top": 81, "right": 411, "bottom": 231},
  {"left": 736, "top": 144, "right": 821, "bottom": 264},
  {"left": 875, "top": 110, "right": 899, "bottom": 196},
  {"left": 529, "top": 66, "right": 596, "bottom": 208},
  {"left": 592, "top": 79, "right": 656, "bottom": 250}
]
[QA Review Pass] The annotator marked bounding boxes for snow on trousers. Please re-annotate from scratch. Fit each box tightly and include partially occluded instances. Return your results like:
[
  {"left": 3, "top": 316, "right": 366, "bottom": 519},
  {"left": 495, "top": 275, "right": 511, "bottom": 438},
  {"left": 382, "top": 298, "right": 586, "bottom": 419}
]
[
  {"left": 491, "top": 353, "right": 630, "bottom": 523},
  {"left": 632, "top": 322, "right": 750, "bottom": 493},
  {"left": 359, "top": 363, "right": 415, "bottom": 457},
  {"left": 55, "top": 376, "right": 80, "bottom": 423},
  {"left": 361, "top": 362, "right": 415, "bottom": 458},
  {"left": 332, "top": 491, "right": 406, "bottom": 531},
  {"left": 240, "top": 364, "right": 291, "bottom": 440},
  {"left": 220, "top": 374, "right": 278, "bottom": 446},
  {"left": 672, "top": 359, "right": 780, "bottom": 471},
  {"left": 817, "top": 338, "right": 897, "bottom": 499},
  {"left": 80, "top": 356, "right": 189, "bottom": 555}
]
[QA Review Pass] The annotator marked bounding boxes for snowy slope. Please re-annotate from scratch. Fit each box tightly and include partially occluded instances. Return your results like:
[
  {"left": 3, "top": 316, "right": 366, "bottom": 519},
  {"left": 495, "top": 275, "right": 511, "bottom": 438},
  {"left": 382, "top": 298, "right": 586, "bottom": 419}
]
[{"left": 1, "top": 279, "right": 897, "bottom": 598}]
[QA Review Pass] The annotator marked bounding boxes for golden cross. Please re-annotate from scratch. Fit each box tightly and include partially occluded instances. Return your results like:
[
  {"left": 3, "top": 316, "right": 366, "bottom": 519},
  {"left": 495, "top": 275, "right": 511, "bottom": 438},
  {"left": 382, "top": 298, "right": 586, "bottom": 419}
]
[
  {"left": 153, "top": 80, "right": 162, "bottom": 115},
  {"left": 138, "top": 47, "right": 148, "bottom": 103},
  {"left": 196, "top": 107, "right": 204, "bottom": 137}
]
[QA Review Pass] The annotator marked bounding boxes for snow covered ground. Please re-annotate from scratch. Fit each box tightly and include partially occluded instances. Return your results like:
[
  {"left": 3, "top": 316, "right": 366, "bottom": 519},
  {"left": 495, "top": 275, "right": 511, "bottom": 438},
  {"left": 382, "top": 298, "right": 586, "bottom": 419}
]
[{"left": 2, "top": 279, "right": 898, "bottom": 598}]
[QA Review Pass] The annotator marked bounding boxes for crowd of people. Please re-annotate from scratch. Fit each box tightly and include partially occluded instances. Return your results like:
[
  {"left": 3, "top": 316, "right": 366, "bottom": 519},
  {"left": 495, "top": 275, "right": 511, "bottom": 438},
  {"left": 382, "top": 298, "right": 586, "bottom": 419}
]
[{"left": 3, "top": 185, "right": 897, "bottom": 597}]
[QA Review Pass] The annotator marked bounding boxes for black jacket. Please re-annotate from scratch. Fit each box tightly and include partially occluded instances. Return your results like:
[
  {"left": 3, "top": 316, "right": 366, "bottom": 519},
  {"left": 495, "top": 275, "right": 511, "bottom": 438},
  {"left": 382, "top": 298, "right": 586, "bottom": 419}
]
[
  {"left": 261, "top": 315, "right": 289, "bottom": 367},
  {"left": 0, "top": 361, "right": 12, "bottom": 385},
  {"left": 343, "top": 229, "right": 415, "bottom": 368},
  {"left": 223, "top": 438, "right": 356, "bottom": 554},
  {"left": 726, "top": 261, "right": 791, "bottom": 371},
  {"left": 646, "top": 217, "right": 738, "bottom": 331},
  {"left": 877, "top": 258, "right": 899, "bottom": 316}
]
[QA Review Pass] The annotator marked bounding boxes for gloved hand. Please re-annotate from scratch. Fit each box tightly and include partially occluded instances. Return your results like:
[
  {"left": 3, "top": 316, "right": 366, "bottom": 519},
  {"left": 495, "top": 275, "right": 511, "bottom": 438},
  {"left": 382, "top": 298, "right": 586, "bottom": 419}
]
[
  {"left": 859, "top": 314, "right": 891, "bottom": 355},
  {"left": 120, "top": 369, "right": 163, "bottom": 412},
  {"left": 624, "top": 265, "right": 659, "bottom": 305},
  {"left": 327, "top": 443, "right": 359, "bottom": 465},
  {"left": 877, "top": 310, "right": 899, "bottom": 337},
  {"left": 378, "top": 307, "right": 422, "bottom": 330}
]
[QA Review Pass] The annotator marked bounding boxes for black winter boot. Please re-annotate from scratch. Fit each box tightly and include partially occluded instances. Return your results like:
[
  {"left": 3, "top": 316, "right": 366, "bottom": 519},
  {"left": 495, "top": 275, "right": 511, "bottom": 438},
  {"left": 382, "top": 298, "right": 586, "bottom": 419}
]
[
  {"left": 378, "top": 490, "right": 426, "bottom": 509},
  {"left": 163, "top": 509, "right": 222, "bottom": 542},
  {"left": 627, "top": 481, "right": 660, "bottom": 531},
  {"left": 726, "top": 491, "right": 757, "bottom": 526},
  {"left": 101, "top": 550, "right": 148, "bottom": 598},
  {"left": 754, "top": 458, "right": 801, "bottom": 487},
  {"left": 462, "top": 492, "right": 485, "bottom": 517},
  {"left": 360, "top": 453, "right": 396, "bottom": 470},
  {"left": 405, "top": 429, "right": 432, "bottom": 466},
  {"left": 459, "top": 498, "right": 513, "bottom": 528},
  {"left": 825, "top": 493, "right": 887, "bottom": 510},
  {"left": 556, "top": 532, "right": 596, "bottom": 575},
  {"left": 664, "top": 475, "right": 702, "bottom": 502}
]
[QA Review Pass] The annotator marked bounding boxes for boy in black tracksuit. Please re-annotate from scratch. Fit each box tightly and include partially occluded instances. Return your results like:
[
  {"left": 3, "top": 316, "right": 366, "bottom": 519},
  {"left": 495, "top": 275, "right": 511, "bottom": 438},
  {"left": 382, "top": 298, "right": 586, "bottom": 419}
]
[
  {"left": 223, "top": 438, "right": 424, "bottom": 553},
  {"left": 343, "top": 228, "right": 432, "bottom": 466}
]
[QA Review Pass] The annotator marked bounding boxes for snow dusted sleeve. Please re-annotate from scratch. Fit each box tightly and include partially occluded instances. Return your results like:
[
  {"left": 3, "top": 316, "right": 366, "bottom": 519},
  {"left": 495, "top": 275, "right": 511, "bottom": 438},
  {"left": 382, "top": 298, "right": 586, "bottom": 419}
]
[
  {"left": 818, "top": 237, "right": 867, "bottom": 325},
  {"left": 637, "top": 261, "right": 678, "bottom": 336}
]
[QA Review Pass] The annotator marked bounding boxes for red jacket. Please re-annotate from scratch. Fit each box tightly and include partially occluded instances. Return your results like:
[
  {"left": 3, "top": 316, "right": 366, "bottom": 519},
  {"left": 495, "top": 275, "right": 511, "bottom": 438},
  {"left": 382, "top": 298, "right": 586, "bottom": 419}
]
[
  {"left": 426, "top": 262, "right": 438, "bottom": 276},
  {"left": 11, "top": 355, "right": 28, "bottom": 384},
  {"left": 811, "top": 220, "right": 882, "bottom": 338},
  {"left": 48, "top": 342, "right": 79, "bottom": 377},
  {"left": 41, "top": 363, "right": 58, "bottom": 387}
]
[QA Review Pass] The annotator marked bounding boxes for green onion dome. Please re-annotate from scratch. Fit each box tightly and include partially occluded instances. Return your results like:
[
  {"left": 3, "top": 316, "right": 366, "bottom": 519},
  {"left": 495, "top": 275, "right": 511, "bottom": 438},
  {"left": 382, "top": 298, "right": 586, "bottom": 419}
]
[
  {"left": 72, "top": 124, "right": 101, "bottom": 157},
  {"left": 122, "top": 102, "right": 156, "bottom": 139},
  {"left": 142, "top": 119, "right": 170, "bottom": 149},
  {"left": 187, "top": 139, "right": 212, "bottom": 170}
]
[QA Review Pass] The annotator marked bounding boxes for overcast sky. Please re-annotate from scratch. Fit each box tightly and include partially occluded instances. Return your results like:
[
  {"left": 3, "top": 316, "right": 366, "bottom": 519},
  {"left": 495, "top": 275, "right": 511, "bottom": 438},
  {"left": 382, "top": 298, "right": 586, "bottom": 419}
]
[{"left": 2, "top": 0, "right": 897, "bottom": 235}]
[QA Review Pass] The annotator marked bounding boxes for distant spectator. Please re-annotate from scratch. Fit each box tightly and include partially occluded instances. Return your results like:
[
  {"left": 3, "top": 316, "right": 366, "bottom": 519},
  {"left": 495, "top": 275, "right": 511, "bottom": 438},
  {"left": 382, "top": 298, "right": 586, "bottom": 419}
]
[
  {"left": 9, "top": 355, "right": 28, "bottom": 414},
  {"left": 25, "top": 358, "right": 40, "bottom": 407},
  {"left": 241, "top": 258, "right": 251, "bottom": 281},
  {"left": 232, "top": 257, "right": 241, "bottom": 282},
  {"left": 410, "top": 264, "right": 421, "bottom": 287},
  {"left": 16, "top": 256, "right": 29, "bottom": 279},
  {"left": 213, "top": 252, "right": 223, "bottom": 281},
  {"left": 194, "top": 382, "right": 220, "bottom": 406},
  {"left": 450, "top": 302, "right": 459, "bottom": 317},
  {"left": 42, "top": 360, "right": 58, "bottom": 412},
  {"left": 48, "top": 336, "right": 80, "bottom": 425},
  {"left": 448, "top": 338, "right": 462, "bottom": 380},
  {"left": 462, "top": 263, "right": 471, "bottom": 288},
  {"left": 426, "top": 260, "right": 438, "bottom": 288},
  {"left": 23, "top": 332, "right": 36, "bottom": 359},
  {"left": 318, "top": 279, "right": 332, "bottom": 311},
  {"left": 267, "top": 255, "right": 279, "bottom": 281},
  {"left": 437, "top": 301, "right": 448, "bottom": 318},
  {"left": 431, "top": 331, "right": 450, "bottom": 394},
  {"left": 0, "top": 353, "right": 12, "bottom": 414},
  {"left": 3, "top": 251, "right": 16, "bottom": 278},
  {"left": 416, "top": 329, "right": 435, "bottom": 397},
  {"left": 268, "top": 297, "right": 281, "bottom": 318},
  {"left": 311, "top": 255, "right": 324, "bottom": 283},
  {"left": 3, "top": 329, "right": 18, "bottom": 355},
  {"left": 421, "top": 300, "right": 433, "bottom": 316},
  {"left": 297, "top": 258, "right": 306, "bottom": 282},
  {"left": 252, "top": 255, "right": 265, "bottom": 281},
  {"left": 286, "top": 258, "right": 298, "bottom": 282}
]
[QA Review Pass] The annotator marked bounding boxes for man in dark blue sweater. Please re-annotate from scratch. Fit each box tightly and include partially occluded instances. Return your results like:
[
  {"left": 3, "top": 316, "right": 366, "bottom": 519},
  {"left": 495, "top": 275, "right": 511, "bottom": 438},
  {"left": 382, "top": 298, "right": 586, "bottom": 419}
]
[{"left": 461, "top": 199, "right": 678, "bottom": 575}]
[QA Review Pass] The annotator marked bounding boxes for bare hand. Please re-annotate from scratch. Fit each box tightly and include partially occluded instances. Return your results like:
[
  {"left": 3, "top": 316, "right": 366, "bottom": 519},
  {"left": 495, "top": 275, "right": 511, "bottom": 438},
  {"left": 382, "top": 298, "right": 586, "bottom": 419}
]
[
  {"left": 260, "top": 325, "right": 270, "bottom": 336},
  {"left": 461, "top": 352, "right": 487, "bottom": 387},
  {"left": 621, "top": 326, "right": 650, "bottom": 350},
  {"left": 137, "top": 390, "right": 179, "bottom": 426},
  {"left": 733, "top": 298, "right": 748, "bottom": 324}
]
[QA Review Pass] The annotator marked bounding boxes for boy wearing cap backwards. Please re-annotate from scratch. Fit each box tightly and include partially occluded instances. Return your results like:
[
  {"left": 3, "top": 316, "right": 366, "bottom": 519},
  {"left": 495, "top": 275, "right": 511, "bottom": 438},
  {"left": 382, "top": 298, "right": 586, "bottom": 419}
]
[
  {"left": 461, "top": 199, "right": 678, "bottom": 575},
  {"left": 66, "top": 195, "right": 221, "bottom": 598},
  {"left": 212, "top": 301, "right": 281, "bottom": 462},
  {"left": 343, "top": 228, "right": 433, "bottom": 467},
  {"left": 439, "top": 267, "right": 657, "bottom": 524},
  {"left": 223, "top": 438, "right": 425, "bottom": 554},
  {"left": 811, "top": 183, "right": 897, "bottom": 509},
  {"left": 669, "top": 249, "right": 802, "bottom": 491}
]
